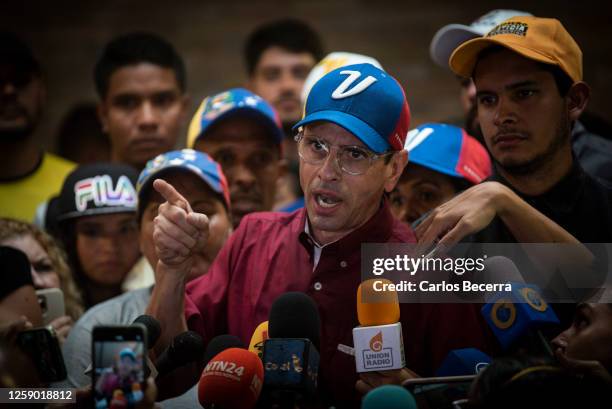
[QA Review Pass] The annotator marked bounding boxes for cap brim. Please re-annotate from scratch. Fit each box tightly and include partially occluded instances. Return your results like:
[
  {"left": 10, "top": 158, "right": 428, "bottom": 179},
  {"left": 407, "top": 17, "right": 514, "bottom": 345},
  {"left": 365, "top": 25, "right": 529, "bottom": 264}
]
[
  {"left": 57, "top": 206, "right": 136, "bottom": 221},
  {"left": 430, "top": 24, "right": 483, "bottom": 69},
  {"left": 450, "top": 36, "right": 559, "bottom": 79},
  {"left": 137, "top": 165, "right": 227, "bottom": 214},
  {"left": 293, "top": 110, "right": 390, "bottom": 153}
]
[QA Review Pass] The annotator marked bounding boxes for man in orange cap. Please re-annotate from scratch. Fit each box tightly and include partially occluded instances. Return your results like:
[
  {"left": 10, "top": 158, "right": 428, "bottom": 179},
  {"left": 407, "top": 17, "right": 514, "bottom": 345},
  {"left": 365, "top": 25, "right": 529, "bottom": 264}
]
[
  {"left": 415, "top": 17, "right": 612, "bottom": 331},
  {"left": 417, "top": 16, "right": 612, "bottom": 249}
]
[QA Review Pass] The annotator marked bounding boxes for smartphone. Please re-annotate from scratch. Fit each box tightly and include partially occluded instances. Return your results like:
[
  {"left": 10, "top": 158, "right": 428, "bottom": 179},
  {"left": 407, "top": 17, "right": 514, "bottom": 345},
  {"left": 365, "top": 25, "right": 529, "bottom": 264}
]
[
  {"left": 36, "top": 288, "right": 65, "bottom": 325},
  {"left": 404, "top": 380, "right": 473, "bottom": 409},
  {"left": 16, "top": 326, "right": 67, "bottom": 382},
  {"left": 92, "top": 325, "right": 147, "bottom": 409}
]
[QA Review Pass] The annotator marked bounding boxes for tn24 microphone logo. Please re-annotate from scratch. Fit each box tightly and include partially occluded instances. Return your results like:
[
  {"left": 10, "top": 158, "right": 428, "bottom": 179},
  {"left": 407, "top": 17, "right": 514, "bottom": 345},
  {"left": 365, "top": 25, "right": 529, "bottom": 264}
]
[
  {"left": 203, "top": 359, "right": 263, "bottom": 392},
  {"left": 364, "top": 331, "right": 394, "bottom": 370}
]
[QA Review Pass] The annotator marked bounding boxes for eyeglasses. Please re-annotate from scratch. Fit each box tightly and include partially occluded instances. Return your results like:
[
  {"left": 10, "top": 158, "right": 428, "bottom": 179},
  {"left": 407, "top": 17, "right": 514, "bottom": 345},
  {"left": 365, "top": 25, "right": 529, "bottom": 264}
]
[{"left": 294, "top": 133, "right": 394, "bottom": 176}]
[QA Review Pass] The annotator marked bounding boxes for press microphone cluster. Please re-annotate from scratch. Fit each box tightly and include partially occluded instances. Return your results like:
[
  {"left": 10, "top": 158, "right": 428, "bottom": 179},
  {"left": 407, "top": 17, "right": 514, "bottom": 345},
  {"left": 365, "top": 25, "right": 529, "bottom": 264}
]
[{"left": 353, "top": 279, "right": 405, "bottom": 373}]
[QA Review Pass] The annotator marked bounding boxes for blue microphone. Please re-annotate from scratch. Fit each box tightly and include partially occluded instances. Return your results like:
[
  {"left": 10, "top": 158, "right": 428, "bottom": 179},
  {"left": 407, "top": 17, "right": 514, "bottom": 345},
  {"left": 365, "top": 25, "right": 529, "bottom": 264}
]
[
  {"left": 362, "top": 385, "right": 417, "bottom": 409},
  {"left": 480, "top": 257, "right": 559, "bottom": 355},
  {"left": 435, "top": 348, "right": 491, "bottom": 377}
]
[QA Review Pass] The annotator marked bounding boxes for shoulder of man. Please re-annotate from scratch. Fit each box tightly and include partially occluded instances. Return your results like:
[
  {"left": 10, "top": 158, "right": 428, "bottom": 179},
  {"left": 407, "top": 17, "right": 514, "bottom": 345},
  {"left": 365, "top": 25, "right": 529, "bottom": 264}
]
[{"left": 42, "top": 152, "right": 76, "bottom": 173}]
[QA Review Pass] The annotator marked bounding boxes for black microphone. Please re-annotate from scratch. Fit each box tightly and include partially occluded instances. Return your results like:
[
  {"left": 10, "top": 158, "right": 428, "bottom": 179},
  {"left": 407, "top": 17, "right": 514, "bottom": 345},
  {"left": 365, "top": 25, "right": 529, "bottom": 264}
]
[
  {"left": 268, "top": 292, "right": 321, "bottom": 348},
  {"left": 155, "top": 331, "right": 205, "bottom": 378},
  {"left": 132, "top": 314, "right": 161, "bottom": 348},
  {"left": 202, "top": 334, "right": 245, "bottom": 367},
  {"left": 262, "top": 292, "right": 321, "bottom": 408}
]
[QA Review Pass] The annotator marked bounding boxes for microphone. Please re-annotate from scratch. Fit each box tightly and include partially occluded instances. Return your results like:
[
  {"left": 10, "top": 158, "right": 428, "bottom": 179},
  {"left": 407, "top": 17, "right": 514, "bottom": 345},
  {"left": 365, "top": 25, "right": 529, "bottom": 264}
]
[
  {"left": 435, "top": 348, "right": 491, "bottom": 377},
  {"left": 353, "top": 279, "right": 405, "bottom": 373},
  {"left": 248, "top": 321, "right": 269, "bottom": 359},
  {"left": 197, "top": 347, "right": 264, "bottom": 409},
  {"left": 132, "top": 315, "right": 161, "bottom": 348},
  {"left": 362, "top": 385, "right": 417, "bottom": 409},
  {"left": 479, "top": 257, "right": 559, "bottom": 356},
  {"left": 401, "top": 349, "right": 488, "bottom": 407},
  {"left": 155, "top": 331, "right": 205, "bottom": 378},
  {"left": 203, "top": 334, "right": 244, "bottom": 366},
  {"left": 132, "top": 315, "right": 161, "bottom": 378},
  {"left": 262, "top": 292, "right": 321, "bottom": 404}
]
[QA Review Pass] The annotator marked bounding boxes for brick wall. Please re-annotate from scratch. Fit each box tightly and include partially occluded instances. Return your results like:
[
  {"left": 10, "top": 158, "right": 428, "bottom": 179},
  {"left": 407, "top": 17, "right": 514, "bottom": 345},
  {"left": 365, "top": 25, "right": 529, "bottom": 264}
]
[{"left": 3, "top": 0, "right": 611, "bottom": 150}]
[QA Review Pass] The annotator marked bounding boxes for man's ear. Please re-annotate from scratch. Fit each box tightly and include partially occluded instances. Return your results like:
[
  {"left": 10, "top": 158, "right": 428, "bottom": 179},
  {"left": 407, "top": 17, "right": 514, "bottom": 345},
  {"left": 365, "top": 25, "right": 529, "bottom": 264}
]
[
  {"left": 567, "top": 81, "right": 590, "bottom": 122},
  {"left": 384, "top": 150, "right": 408, "bottom": 193}
]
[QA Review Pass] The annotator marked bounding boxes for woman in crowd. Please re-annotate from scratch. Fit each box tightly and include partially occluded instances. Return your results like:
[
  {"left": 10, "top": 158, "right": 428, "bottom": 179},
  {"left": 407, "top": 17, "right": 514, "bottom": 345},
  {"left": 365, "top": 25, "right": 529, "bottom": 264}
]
[
  {"left": 54, "top": 163, "right": 141, "bottom": 308},
  {"left": 0, "top": 218, "right": 83, "bottom": 343}
]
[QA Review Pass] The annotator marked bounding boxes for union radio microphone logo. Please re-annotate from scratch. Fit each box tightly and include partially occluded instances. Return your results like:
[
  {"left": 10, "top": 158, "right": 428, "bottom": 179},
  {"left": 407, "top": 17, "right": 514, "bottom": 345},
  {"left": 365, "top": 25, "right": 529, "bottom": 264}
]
[{"left": 369, "top": 332, "right": 383, "bottom": 352}]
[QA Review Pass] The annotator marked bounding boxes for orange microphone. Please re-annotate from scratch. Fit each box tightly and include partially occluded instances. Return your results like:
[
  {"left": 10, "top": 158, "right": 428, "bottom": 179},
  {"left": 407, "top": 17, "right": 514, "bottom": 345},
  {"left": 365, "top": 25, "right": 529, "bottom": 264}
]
[
  {"left": 353, "top": 279, "right": 405, "bottom": 373},
  {"left": 198, "top": 348, "right": 264, "bottom": 409}
]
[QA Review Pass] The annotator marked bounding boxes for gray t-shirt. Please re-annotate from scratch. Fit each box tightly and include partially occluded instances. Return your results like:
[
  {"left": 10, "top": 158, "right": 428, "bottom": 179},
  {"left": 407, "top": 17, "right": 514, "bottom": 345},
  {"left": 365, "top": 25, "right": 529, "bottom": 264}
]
[{"left": 59, "top": 287, "right": 152, "bottom": 388}]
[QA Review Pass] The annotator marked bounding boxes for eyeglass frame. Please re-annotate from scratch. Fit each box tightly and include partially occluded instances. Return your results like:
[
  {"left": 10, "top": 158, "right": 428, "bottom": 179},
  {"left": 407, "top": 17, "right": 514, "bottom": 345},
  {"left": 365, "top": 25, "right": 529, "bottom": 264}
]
[{"left": 294, "top": 131, "right": 396, "bottom": 176}]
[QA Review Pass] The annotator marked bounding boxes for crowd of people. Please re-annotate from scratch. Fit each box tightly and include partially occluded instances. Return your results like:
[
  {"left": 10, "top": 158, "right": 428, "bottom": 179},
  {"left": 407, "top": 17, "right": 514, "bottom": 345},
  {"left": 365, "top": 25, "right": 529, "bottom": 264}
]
[{"left": 1, "top": 10, "right": 612, "bottom": 409}]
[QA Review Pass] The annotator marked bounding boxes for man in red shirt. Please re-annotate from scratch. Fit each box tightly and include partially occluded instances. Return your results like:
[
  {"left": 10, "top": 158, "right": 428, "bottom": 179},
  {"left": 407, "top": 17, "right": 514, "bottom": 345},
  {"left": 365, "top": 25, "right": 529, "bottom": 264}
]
[{"left": 147, "top": 63, "right": 493, "bottom": 407}]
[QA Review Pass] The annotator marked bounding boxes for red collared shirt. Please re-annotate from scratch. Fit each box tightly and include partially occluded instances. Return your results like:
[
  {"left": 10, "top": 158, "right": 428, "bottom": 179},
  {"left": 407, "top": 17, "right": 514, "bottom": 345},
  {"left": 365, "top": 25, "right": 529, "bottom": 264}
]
[{"left": 185, "top": 202, "right": 494, "bottom": 407}]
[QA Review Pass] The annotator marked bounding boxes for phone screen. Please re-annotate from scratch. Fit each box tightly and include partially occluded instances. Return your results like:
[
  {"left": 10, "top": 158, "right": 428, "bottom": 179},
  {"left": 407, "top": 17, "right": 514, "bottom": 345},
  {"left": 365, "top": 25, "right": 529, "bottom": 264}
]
[{"left": 92, "top": 327, "right": 146, "bottom": 409}]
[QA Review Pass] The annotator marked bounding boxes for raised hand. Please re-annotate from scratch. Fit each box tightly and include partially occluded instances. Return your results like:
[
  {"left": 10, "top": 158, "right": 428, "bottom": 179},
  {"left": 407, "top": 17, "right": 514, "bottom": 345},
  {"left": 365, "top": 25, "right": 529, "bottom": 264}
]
[{"left": 152, "top": 179, "right": 210, "bottom": 271}]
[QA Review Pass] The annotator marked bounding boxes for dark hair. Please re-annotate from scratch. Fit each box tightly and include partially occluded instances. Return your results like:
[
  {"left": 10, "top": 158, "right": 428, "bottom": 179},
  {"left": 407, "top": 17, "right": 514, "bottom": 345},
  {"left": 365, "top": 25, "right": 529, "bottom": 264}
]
[
  {"left": 94, "top": 32, "right": 186, "bottom": 98},
  {"left": 469, "top": 355, "right": 591, "bottom": 409},
  {"left": 56, "top": 102, "right": 109, "bottom": 163},
  {"left": 475, "top": 45, "right": 574, "bottom": 96},
  {"left": 0, "top": 31, "right": 41, "bottom": 78},
  {"left": 449, "top": 175, "right": 474, "bottom": 192},
  {"left": 244, "top": 18, "right": 325, "bottom": 75}
]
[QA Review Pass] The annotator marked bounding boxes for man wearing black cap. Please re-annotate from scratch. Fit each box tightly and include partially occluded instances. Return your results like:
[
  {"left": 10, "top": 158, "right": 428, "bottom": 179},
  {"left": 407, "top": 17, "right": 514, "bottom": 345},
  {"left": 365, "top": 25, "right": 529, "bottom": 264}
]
[
  {"left": 0, "top": 32, "right": 75, "bottom": 222},
  {"left": 54, "top": 163, "right": 141, "bottom": 308}
]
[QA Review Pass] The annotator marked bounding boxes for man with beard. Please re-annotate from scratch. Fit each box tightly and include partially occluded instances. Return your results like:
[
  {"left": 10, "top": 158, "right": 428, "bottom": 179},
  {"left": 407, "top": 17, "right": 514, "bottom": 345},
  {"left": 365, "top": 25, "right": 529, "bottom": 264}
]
[
  {"left": 430, "top": 10, "right": 612, "bottom": 185},
  {"left": 418, "top": 15, "right": 612, "bottom": 246},
  {"left": 187, "top": 88, "right": 285, "bottom": 227},
  {"left": 244, "top": 19, "right": 325, "bottom": 211},
  {"left": 417, "top": 17, "right": 612, "bottom": 329},
  {"left": 94, "top": 32, "right": 190, "bottom": 171},
  {"left": 0, "top": 32, "right": 75, "bottom": 222}
]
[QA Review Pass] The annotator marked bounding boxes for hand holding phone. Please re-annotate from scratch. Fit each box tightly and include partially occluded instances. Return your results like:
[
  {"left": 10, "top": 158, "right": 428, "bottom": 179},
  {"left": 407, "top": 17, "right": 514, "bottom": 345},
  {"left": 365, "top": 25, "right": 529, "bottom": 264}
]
[
  {"left": 36, "top": 288, "right": 65, "bottom": 325},
  {"left": 16, "top": 326, "right": 67, "bottom": 383},
  {"left": 92, "top": 325, "right": 147, "bottom": 409}
]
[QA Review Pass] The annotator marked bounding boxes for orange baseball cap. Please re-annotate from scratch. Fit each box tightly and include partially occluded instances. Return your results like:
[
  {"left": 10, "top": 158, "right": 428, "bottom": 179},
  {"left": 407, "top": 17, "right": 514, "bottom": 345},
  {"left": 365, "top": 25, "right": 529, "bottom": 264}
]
[{"left": 449, "top": 16, "right": 582, "bottom": 83}]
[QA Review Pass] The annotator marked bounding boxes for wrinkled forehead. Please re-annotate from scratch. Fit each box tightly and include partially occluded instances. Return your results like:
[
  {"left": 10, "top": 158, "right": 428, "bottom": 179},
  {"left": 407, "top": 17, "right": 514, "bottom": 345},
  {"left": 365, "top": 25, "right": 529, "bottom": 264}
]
[{"left": 302, "top": 121, "right": 366, "bottom": 147}]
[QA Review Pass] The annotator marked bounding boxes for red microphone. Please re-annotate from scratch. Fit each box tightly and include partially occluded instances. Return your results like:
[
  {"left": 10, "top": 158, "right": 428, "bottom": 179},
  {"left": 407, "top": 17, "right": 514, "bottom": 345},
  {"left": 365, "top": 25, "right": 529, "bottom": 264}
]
[{"left": 198, "top": 347, "right": 264, "bottom": 409}]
